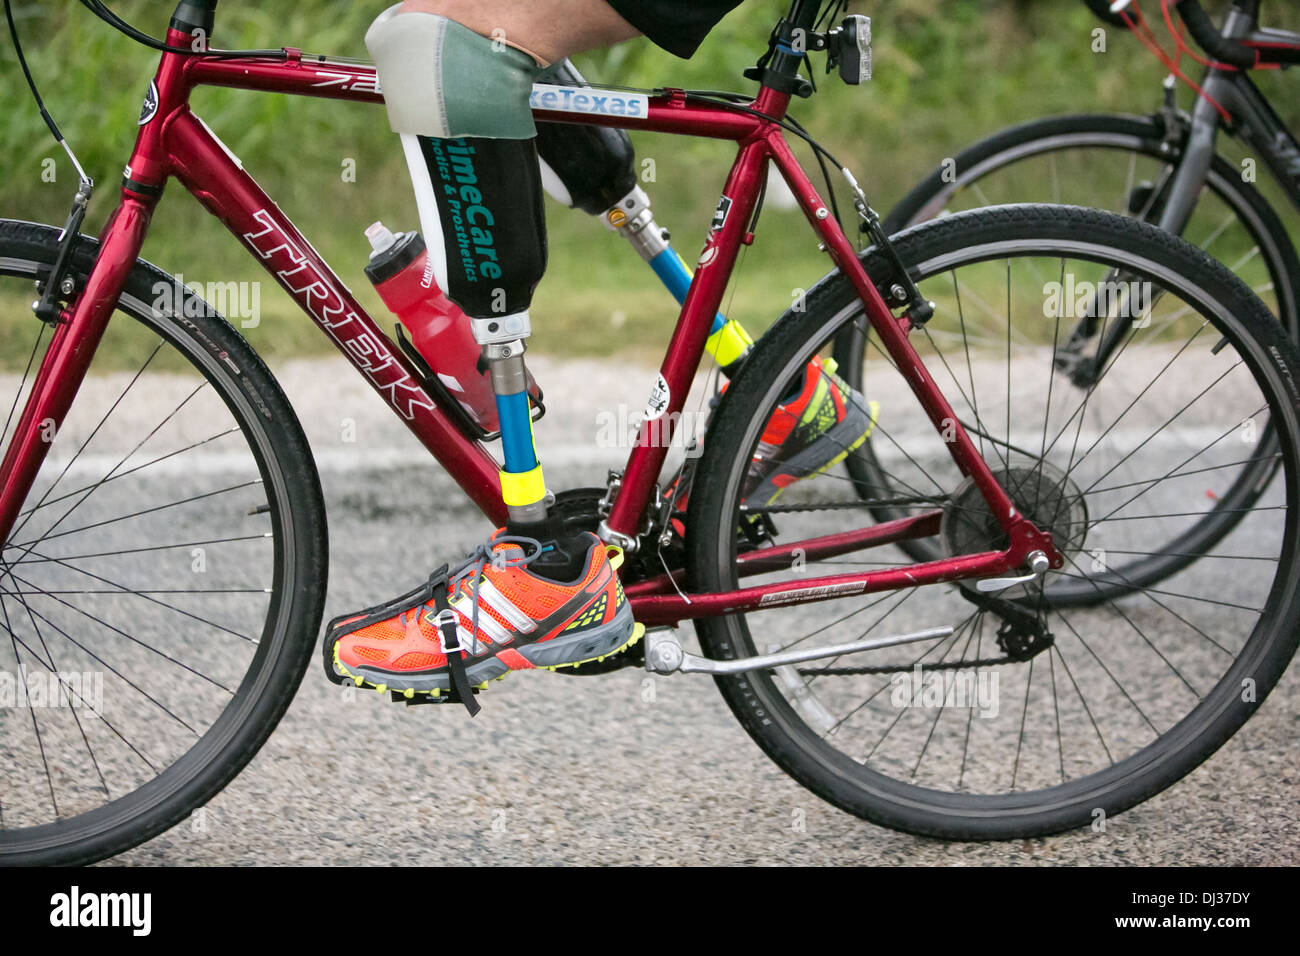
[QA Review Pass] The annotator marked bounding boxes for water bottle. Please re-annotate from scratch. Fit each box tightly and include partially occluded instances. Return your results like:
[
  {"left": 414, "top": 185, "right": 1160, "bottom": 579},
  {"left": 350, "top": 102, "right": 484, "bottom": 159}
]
[{"left": 364, "top": 221, "right": 511, "bottom": 434}]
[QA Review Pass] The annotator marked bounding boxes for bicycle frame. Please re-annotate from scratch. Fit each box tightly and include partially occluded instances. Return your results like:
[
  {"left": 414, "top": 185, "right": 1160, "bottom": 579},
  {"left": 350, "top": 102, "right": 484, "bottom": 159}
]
[
  {"left": 1156, "top": 4, "right": 1300, "bottom": 234},
  {"left": 0, "top": 19, "right": 1060, "bottom": 628},
  {"left": 1065, "top": 2, "right": 1300, "bottom": 377}
]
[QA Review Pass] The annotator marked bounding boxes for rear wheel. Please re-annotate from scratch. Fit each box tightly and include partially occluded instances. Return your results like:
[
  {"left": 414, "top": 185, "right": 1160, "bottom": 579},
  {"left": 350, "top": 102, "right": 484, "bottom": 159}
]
[
  {"left": 689, "top": 205, "right": 1300, "bottom": 838},
  {"left": 0, "top": 220, "right": 328, "bottom": 864}
]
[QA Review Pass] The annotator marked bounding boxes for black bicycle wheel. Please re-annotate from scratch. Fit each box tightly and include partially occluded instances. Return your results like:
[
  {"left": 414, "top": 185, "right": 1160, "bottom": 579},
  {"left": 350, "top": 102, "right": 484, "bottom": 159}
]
[
  {"left": 884, "top": 113, "right": 1300, "bottom": 334},
  {"left": 689, "top": 205, "right": 1300, "bottom": 838},
  {"left": 838, "top": 113, "right": 1299, "bottom": 571},
  {"left": 0, "top": 220, "right": 328, "bottom": 865}
]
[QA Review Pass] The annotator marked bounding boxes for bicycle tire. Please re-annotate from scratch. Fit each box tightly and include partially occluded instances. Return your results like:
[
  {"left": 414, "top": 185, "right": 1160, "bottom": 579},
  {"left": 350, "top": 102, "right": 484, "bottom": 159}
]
[
  {"left": 689, "top": 204, "right": 1300, "bottom": 838},
  {"left": 0, "top": 220, "right": 328, "bottom": 865}
]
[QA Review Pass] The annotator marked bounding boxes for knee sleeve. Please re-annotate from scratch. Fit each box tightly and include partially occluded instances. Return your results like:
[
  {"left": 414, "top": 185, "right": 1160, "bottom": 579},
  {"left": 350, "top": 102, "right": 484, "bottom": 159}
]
[
  {"left": 367, "top": 6, "right": 547, "bottom": 324},
  {"left": 365, "top": 4, "right": 541, "bottom": 139}
]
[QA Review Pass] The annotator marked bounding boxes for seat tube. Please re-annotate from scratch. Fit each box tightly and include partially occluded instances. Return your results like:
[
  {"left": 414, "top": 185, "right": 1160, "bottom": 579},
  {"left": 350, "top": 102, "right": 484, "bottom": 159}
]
[{"left": 0, "top": 195, "right": 155, "bottom": 542}]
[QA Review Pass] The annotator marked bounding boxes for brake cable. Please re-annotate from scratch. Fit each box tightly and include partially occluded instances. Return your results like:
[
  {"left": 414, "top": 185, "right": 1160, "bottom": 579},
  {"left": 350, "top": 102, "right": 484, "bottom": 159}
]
[
  {"left": 75, "top": 0, "right": 288, "bottom": 59},
  {"left": 5, "top": 1, "right": 90, "bottom": 190},
  {"left": 5, "top": 0, "right": 93, "bottom": 324}
]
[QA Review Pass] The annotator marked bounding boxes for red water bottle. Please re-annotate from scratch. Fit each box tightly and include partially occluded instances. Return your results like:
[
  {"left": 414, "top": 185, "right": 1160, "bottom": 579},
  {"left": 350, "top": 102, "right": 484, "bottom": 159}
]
[{"left": 364, "top": 221, "right": 505, "bottom": 433}]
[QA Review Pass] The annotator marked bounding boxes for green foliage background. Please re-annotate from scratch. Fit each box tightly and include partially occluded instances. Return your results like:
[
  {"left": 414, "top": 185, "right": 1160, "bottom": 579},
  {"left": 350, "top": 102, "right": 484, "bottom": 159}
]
[{"left": 1, "top": 1, "right": 1295, "bottom": 362}]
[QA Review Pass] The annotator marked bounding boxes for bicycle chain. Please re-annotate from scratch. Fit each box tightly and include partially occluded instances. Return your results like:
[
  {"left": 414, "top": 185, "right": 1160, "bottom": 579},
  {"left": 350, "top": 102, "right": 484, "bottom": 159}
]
[
  {"left": 748, "top": 496, "right": 1049, "bottom": 675},
  {"left": 797, "top": 594, "right": 1053, "bottom": 676}
]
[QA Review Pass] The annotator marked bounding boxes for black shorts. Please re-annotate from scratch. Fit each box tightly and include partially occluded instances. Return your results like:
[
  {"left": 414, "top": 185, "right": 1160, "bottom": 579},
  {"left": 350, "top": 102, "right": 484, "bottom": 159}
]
[{"left": 605, "top": 0, "right": 744, "bottom": 58}]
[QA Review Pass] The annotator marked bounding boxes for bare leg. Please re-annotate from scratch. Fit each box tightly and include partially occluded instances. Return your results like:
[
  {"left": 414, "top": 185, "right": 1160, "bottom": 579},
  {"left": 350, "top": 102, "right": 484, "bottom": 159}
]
[{"left": 398, "top": 0, "right": 641, "bottom": 65}]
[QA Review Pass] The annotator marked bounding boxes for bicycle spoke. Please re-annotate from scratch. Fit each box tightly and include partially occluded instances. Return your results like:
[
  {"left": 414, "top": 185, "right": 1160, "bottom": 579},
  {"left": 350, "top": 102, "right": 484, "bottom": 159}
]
[
  {"left": 3, "top": 592, "right": 202, "bottom": 736},
  {"left": 13, "top": 548, "right": 260, "bottom": 644},
  {"left": 6, "top": 568, "right": 235, "bottom": 691},
  {"left": 3, "top": 583, "right": 110, "bottom": 801},
  {"left": 14, "top": 425, "right": 237, "bottom": 522},
  {"left": 1058, "top": 553, "right": 1201, "bottom": 696},
  {"left": 11, "top": 532, "right": 271, "bottom": 567},
  {"left": 0, "top": 597, "right": 58, "bottom": 819},
  {"left": 1, "top": 322, "right": 47, "bottom": 445},
  {"left": 11, "top": 479, "right": 263, "bottom": 550},
  {"left": 8, "top": 382, "right": 208, "bottom": 562},
  {"left": 8, "top": 340, "right": 165, "bottom": 544}
]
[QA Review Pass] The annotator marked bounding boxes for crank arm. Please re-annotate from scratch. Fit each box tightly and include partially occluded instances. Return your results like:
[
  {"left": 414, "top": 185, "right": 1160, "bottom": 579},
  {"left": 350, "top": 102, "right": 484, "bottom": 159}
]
[{"left": 644, "top": 625, "right": 953, "bottom": 676}]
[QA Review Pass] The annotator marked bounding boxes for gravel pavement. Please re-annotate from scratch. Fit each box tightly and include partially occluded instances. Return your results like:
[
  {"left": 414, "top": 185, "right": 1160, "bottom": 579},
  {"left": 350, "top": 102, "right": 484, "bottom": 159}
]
[
  {"left": 86, "top": 353, "right": 1299, "bottom": 866},
  {"left": 1, "top": 351, "right": 1295, "bottom": 865}
]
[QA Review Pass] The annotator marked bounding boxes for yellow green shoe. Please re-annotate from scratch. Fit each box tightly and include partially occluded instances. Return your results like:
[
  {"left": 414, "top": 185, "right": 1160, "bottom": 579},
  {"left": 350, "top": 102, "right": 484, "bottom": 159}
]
[{"left": 743, "top": 356, "right": 880, "bottom": 506}]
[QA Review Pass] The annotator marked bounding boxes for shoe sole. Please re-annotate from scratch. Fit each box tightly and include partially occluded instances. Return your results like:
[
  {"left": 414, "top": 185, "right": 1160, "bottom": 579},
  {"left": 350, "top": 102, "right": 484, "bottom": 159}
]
[
  {"left": 333, "top": 602, "right": 643, "bottom": 698},
  {"left": 746, "top": 397, "right": 880, "bottom": 507}
]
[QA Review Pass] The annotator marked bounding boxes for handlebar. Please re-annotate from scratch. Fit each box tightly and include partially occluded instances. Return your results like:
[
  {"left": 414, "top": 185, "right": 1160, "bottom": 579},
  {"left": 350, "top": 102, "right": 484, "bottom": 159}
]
[
  {"left": 1082, "top": 0, "right": 1300, "bottom": 68},
  {"left": 1177, "top": 0, "right": 1259, "bottom": 68}
]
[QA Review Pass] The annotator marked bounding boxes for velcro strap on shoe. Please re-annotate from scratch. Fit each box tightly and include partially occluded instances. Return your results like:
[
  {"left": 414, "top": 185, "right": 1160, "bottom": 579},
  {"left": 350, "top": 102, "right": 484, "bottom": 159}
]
[{"left": 430, "top": 571, "right": 481, "bottom": 717}]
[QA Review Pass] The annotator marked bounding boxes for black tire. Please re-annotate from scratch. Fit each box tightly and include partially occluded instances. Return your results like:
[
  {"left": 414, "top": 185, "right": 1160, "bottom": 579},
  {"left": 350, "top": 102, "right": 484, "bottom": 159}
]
[
  {"left": 0, "top": 220, "right": 328, "bottom": 865},
  {"left": 884, "top": 113, "right": 1300, "bottom": 332},
  {"left": 688, "top": 205, "right": 1300, "bottom": 839},
  {"left": 839, "top": 113, "right": 1300, "bottom": 568}
]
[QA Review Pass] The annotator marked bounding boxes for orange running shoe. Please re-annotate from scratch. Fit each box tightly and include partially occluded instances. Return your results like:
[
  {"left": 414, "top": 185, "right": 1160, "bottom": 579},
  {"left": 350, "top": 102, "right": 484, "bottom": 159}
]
[{"left": 325, "top": 530, "right": 641, "bottom": 702}]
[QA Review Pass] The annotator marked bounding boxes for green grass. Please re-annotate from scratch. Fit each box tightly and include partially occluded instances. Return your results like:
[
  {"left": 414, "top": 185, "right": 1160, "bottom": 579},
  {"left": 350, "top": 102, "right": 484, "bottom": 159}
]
[{"left": 3, "top": 0, "right": 1297, "bottom": 371}]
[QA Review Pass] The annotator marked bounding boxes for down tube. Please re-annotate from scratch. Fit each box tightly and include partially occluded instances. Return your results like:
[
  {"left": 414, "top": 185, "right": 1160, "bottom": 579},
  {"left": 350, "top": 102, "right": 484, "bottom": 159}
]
[{"left": 164, "top": 112, "right": 507, "bottom": 523}]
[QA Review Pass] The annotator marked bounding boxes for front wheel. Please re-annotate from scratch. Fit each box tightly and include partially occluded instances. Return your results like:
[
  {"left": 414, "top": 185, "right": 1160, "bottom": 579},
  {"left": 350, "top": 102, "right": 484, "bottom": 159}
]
[
  {"left": 688, "top": 205, "right": 1300, "bottom": 839},
  {"left": 0, "top": 221, "right": 328, "bottom": 864}
]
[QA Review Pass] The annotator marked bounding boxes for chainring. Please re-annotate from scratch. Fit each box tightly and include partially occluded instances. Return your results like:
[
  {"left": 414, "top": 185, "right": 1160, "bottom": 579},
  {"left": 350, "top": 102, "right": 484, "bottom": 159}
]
[{"left": 547, "top": 488, "right": 676, "bottom": 675}]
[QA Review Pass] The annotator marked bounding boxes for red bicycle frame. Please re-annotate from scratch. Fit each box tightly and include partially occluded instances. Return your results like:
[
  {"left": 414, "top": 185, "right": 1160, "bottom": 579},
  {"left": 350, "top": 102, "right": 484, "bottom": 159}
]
[{"left": 0, "top": 31, "right": 1059, "bottom": 628}]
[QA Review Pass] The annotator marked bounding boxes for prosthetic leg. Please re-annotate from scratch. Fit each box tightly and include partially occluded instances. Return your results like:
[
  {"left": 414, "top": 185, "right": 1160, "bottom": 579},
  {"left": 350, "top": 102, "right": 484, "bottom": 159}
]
[{"left": 368, "top": 5, "right": 588, "bottom": 579}]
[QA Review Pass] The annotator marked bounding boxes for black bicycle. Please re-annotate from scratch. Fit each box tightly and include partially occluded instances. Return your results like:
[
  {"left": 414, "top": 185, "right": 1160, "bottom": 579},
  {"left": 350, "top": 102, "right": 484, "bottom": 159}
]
[
  {"left": 885, "top": 0, "right": 1300, "bottom": 331},
  {"left": 836, "top": 0, "right": 1300, "bottom": 583}
]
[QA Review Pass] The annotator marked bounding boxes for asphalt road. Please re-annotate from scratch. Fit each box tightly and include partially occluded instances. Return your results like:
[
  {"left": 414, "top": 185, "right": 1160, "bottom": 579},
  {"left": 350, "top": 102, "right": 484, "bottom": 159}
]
[{"left": 3, "top": 354, "right": 1297, "bottom": 865}]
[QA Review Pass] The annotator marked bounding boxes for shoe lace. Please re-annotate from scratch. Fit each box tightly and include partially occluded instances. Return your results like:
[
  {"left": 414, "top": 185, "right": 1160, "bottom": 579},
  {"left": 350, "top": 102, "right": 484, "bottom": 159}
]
[{"left": 435, "top": 530, "right": 547, "bottom": 646}]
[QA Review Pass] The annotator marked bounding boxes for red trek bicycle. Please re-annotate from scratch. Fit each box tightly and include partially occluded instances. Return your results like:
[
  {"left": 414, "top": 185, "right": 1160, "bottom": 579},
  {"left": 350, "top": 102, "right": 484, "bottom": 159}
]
[{"left": 2, "top": 0, "right": 1298, "bottom": 863}]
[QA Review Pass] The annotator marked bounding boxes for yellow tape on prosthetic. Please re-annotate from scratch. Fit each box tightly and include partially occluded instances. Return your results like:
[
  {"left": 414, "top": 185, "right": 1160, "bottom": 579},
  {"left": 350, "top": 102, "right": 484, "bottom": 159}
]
[
  {"left": 705, "top": 319, "right": 755, "bottom": 368},
  {"left": 500, "top": 464, "right": 546, "bottom": 508}
]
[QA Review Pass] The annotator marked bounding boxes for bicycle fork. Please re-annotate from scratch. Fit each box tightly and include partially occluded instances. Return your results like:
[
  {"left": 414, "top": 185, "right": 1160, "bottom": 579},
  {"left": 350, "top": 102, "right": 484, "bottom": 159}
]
[{"left": 0, "top": 192, "right": 157, "bottom": 545}]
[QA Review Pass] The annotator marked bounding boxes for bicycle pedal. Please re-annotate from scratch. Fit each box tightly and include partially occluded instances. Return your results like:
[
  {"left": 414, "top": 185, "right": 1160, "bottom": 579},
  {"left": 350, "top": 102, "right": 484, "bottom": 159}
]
[{"left": 389, "top": 685, "right": 484, "bottom": 707}]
